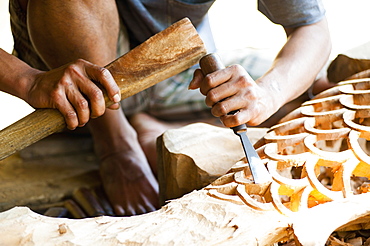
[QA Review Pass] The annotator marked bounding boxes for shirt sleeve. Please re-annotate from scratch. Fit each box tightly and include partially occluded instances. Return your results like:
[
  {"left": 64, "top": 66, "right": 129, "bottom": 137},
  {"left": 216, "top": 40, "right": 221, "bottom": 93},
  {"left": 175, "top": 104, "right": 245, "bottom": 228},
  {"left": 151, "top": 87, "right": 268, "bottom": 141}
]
[{"left": 258, "top": 0, "right": 326, "bottom": 28}]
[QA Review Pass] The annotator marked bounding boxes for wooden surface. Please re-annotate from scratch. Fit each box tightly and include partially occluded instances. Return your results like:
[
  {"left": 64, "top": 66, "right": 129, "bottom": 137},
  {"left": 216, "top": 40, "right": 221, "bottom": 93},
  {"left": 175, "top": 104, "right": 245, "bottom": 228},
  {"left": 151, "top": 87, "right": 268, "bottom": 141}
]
[
  {"left": 1, "top": 193, "right": 370, "bottom": 245},
  {"left": 1, "top": 76, "right": 370, "bottom": 244},
  {"left": 327, "top": 42, "right": 370, "bottom": 83},
  {"left": 327, "top": 54, "right": 370, "bottom": 83},
  {"left": 0, "top": 17, "right": 206, "bottom": 161},
  {"left": 1, "top": 123, "right": 370, "bottom": 245},
  {"left": 157, "top": 123, "right": 267, "bottom": 204}
]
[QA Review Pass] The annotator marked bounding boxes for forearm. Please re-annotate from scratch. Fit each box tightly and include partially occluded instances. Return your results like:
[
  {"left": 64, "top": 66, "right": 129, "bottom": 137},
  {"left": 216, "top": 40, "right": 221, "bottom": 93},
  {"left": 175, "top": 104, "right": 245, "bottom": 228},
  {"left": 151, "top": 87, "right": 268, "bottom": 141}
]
[
  {"left": 257, "top": 18, "right": 331, "bottom": 110},
  {"left": 0, "top": 48, "right": 40, "bottom": 101}
]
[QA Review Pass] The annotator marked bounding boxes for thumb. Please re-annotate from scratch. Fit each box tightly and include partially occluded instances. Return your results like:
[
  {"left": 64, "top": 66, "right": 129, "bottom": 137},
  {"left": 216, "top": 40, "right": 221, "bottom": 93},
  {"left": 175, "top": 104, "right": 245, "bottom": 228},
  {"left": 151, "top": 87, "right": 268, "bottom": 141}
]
[{"left": 188, "top": 69, "right": 204, "bottom": 90}]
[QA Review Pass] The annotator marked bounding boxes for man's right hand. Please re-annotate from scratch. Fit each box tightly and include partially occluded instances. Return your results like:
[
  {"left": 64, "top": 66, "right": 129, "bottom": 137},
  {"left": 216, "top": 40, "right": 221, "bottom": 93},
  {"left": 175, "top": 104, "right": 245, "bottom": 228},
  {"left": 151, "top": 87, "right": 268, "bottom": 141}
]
[
  {"left": 189, "top": 64, "right": 278, "bottom": 127},
  {"left": 25, "top": 59, "right": 121, "bottom": 130}
]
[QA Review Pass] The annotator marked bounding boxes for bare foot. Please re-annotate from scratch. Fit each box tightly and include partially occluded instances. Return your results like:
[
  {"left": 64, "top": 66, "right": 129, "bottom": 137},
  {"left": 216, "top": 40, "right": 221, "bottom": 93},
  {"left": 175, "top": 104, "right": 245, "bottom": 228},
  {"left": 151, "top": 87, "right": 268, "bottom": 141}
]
[
  {"left": 99, "top": 149, "right": 159, "bottom": 216},
  {"left": 89, "top": 109, "right": 159, "bottom": 216}
]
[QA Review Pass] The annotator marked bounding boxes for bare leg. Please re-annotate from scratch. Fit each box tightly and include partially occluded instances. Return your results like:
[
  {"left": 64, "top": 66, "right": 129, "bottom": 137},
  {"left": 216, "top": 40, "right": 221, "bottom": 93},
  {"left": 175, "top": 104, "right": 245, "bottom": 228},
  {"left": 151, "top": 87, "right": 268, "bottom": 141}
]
[
  {"left": 312, "top": 76, "right": 337, "bottom": 96},
  {"left": 130, "top": 113, "right": 223, "bottom": 173},
  {"left": 28, "top": 0, "right": 159, "bottom": 215},
  {"left": 129, "top": 113, "right": 183, "bottom": 175},
  {"left": 90, "top": 110, "right": 158, "bottom": 215}
]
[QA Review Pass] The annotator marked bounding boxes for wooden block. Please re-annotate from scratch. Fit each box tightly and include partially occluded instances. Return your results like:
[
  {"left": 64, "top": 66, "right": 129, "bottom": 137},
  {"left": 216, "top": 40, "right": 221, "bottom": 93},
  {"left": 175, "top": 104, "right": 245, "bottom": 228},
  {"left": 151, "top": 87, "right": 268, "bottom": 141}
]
[
  {"left": 327, "top": 41, "right": 370, "bottom": 83},
  {"left": 157, "top": 123, "right": 268, "bottom": 204}
]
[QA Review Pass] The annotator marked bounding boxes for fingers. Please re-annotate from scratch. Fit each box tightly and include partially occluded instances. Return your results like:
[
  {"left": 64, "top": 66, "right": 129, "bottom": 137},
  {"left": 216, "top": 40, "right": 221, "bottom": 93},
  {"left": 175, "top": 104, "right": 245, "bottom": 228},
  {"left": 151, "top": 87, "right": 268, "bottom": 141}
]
[
  {"left": 201, "top": 65, "right": 254, "bottom": 111},
  {"left": 57, "top": 59, "right": 120, "bottom": 129},
  {"left": 209, "top": 73, "right": 255, "bottom": 117},
  {"left": 188, "top": 69, "right": 204, "bottom": 89},
  {"left": 220, "top": 109, "right": 267, "bottom": 127},
  {"left": 190, "top": 64, "right": 271, "bottom": 127},
  {"left": 53, "top": 90, "right": 90, "bottom": 130},
  {"left": 218, "top": 94, "right": 272, "bottom": 127},
  {"left": 84, "top": 60, "right": 121, "bottom": 105},
  {"left": 74, "top": 78, "right": 105, "bottom": 119},
  {"left": 52, "top": 92, "right": 80, "bottom": 130},
  {"left": 65, "top": 92, "right": 90, "bottom": 128},
  {"left": 61, "top": 62, "right": 101, "bottom": 128},
  {"left": 76, "top": 59, "right": 121, "bottom": 118}
]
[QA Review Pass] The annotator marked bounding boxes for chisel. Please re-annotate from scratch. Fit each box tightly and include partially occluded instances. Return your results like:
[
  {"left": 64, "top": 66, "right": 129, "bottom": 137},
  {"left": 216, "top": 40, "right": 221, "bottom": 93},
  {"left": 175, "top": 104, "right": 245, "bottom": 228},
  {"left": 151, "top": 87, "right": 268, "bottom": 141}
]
[{"left": 199, "top": 53, "right": 272, "bottom": 184}]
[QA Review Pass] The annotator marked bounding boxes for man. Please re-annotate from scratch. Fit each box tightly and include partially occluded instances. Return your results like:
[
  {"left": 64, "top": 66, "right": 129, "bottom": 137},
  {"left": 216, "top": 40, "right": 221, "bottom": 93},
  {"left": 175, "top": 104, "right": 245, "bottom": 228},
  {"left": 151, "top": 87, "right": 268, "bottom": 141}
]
[{"left": 6, "top": 0, "right": 331, "bottom": 216}]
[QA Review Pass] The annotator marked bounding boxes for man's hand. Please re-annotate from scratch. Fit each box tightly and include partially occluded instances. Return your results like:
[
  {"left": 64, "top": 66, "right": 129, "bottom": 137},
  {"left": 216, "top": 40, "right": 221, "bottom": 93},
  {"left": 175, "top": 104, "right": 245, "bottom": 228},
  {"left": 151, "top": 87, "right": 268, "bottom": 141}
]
[
  {"left": 189, "top": 64, "right": 277, "bottom": 127},
  {"left": 25, "top": 59, "right": 121, "bottom": 130}
]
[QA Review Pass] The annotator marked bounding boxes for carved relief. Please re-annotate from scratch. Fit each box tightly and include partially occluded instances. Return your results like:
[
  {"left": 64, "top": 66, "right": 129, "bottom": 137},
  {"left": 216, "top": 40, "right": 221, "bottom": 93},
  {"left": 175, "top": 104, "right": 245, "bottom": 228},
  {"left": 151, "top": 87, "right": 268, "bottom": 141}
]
[
  {"left": 2, "top": 77, "right": 370, "bottom": 245},
  {"left": 206, "top": 78, "right": 370, "bottom": 216}
]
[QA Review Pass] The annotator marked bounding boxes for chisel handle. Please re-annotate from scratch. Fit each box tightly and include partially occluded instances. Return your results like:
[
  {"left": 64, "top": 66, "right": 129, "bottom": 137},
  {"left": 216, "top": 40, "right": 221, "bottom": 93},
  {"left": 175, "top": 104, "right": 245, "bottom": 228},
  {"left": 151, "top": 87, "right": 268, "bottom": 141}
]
[
  {"left": 199, "top": 53, "right": 225, "bottom": 74},
  {"left": 199, "top": 53, "right": 247, "bottom": 133}
]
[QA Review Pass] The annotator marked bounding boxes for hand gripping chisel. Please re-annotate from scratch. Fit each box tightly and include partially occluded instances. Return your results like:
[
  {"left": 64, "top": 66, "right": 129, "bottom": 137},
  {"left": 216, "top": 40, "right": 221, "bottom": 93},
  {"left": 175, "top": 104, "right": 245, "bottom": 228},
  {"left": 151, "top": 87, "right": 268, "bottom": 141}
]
[{"left": 199, "top": 53, "right": 272, "bottom": 184}]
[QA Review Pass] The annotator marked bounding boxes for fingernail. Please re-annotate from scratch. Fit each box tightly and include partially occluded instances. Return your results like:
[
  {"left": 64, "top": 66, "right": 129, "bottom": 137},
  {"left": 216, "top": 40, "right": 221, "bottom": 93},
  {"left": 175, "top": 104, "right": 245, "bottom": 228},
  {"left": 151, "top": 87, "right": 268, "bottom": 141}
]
[{"left": 113, "top": 93, "right": 121, "bottom": 103}]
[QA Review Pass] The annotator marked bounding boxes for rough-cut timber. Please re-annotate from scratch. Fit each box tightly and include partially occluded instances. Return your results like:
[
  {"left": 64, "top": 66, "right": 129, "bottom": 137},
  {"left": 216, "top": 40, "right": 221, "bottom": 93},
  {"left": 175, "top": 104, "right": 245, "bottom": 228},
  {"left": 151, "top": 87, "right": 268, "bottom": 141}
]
[
  {"left": 327, "top": 41, "right": 370, "bottom": 83},
  {"left": 0, "top": 186, "right": 370, "bottom": 245},
  {"left": 157, "top": 123, "right": 268, "bottom": 204},
  {"left": 2, "top": 75, "right": 370, "bottom": 244},
  {"left": 3, "top": 52, "right": 370, "bottom": 245},
  {"left": 0, "top": 17, "right": 206, "bottom": 161}
]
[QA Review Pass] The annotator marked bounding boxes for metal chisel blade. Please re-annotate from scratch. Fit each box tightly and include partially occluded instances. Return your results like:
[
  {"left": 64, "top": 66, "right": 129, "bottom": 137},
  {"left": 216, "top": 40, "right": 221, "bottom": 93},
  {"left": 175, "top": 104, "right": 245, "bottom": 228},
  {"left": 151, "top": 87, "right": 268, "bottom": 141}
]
[{"left": 235, "top": 130, "right": 272, "bottom": 184}]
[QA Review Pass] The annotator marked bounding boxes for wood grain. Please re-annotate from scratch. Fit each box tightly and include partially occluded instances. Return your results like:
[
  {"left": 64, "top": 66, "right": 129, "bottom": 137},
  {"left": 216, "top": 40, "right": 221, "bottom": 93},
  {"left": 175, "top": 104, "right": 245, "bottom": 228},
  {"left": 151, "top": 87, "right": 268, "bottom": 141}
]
[
  {"left": 0, "top": 18, "right": 206, "bottom": 160},
  {"left": 2, "top": 68, "right": 370, "bottom": 245},
  {"left": 157, "top": 123, "right": 268, "bottom": 204}
]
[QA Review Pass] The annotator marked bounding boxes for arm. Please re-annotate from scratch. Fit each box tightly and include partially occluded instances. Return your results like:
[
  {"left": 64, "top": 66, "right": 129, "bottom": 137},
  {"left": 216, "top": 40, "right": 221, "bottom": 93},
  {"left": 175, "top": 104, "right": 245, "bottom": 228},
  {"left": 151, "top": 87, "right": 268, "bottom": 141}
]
[
  {"left": 189, "top": 17, "right": 331, "bottom": 127},
  {"left": 0, "top": 48, "right": 121, "bottom": 130},
  {"left": 255, "top": 17, "right": 331, "bottom": 122}
]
